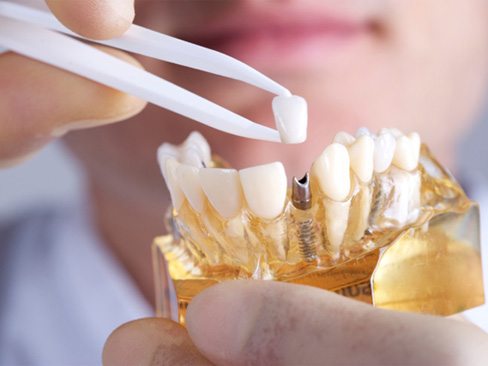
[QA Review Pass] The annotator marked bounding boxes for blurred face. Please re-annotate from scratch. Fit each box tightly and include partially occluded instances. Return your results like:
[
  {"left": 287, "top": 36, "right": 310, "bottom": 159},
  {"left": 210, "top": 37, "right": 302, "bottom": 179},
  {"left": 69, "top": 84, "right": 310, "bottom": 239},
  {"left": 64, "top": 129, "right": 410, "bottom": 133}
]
[{"left": 65, "top": 0, "right": 488, "bottom": 202}]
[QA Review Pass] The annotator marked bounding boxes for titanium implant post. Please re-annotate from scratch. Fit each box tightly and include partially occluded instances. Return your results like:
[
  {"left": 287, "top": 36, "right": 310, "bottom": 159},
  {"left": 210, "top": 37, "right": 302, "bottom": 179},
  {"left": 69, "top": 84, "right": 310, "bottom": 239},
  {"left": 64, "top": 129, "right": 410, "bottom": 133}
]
[{"left": 292, "top": 173, "right": 318, "bottom": 262}]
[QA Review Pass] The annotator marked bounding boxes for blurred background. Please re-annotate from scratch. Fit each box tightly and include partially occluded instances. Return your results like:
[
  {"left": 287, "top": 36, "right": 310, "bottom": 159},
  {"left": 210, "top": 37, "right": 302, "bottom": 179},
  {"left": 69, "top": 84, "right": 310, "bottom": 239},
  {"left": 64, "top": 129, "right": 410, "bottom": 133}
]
[{"left": 1, "top": 115, "right": 487, "bottom": 220}]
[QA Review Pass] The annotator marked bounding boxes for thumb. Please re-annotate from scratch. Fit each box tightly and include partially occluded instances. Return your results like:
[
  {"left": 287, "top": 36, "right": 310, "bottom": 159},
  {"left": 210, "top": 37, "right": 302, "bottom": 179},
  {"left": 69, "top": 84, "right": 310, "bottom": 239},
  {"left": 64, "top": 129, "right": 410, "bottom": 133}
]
[
  {"left": 186, "top": 280, "right": 488, "bottom": 366},
  {"left": 102, "top": 318, "right": 213, "bottom": 366}
]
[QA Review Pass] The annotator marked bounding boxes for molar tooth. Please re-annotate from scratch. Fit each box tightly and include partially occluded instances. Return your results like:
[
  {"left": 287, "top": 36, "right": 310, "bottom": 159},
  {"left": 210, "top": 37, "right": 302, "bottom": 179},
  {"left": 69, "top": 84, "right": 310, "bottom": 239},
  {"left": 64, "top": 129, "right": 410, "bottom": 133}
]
[
  {"left": 333, "top": 132, "right": 356, "bottom": 146},
  {"left": 348, "top": 135, "right": 374, "bottom": 183},
  {"left": 176, "top": 165, "right": 205, "bottom": 212},
  {"left": 183, "top": 131, "right": 211, "bottom": 165},
  {"left": 393, "top": 132, "right": 421, "bottom": 171},
  {"left": 181, "top": 146, "right": 204, "bottom": 167},
  {"left": 355, "top": 127, "right": 373, "bottom": 138},
  {"left": 199, "top": 168, "right": 242, "bottom": 218},
  {"left": 157, "top": 143, "right": 179, "bottom": 177},
  {"left": 239, "top": 162, "right": 288, "bottom": 219},
  {"left": 374, "top": 132, "right": 396, "bottom": 173},
  {"left": 164, "top": 158, "right": 185, "bottom": 210},
  {"left": 312, "top": 143, "right": 350, "bottom": 201},
  {"left": 272, "top": 95, "right": 308, "bottom": 144}
]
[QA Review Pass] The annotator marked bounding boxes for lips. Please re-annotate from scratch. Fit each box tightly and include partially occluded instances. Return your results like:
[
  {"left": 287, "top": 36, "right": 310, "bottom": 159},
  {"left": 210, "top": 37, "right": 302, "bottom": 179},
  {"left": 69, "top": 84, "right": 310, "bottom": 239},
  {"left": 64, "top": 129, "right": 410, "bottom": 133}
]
[{"left": 178, "top": 6, "right": 375, "bottom": 69}]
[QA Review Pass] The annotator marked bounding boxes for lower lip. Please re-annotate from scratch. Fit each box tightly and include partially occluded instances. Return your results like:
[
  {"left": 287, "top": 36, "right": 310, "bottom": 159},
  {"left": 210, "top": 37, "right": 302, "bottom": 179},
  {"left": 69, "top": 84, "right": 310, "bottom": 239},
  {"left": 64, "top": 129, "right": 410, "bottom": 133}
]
[{"left": 186, "top": 24, "right": 370, "bottom": 69}]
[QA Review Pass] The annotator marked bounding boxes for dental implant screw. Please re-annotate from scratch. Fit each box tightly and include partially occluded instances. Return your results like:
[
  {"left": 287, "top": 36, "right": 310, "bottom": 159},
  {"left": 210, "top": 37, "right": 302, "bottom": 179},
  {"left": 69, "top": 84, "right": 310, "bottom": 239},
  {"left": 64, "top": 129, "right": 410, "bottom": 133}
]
[{"left": 292, "top": 173, "right": 318, "bottom": 262}]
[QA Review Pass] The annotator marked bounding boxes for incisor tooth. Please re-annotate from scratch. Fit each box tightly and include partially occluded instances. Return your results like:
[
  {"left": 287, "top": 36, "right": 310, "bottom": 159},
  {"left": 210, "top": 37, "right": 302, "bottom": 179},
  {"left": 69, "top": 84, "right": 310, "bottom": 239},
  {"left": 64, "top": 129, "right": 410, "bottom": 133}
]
[
  {"left": 176, "top": 165, "right": 205, "bottom": 212},
  {"left": 393, "top": 132, "right": 421, "bottom": 171},
  {"left": 183, "top": 131, "right": 211, "bottom": 165},
  {"left": 312, "top": 143, "right": 350, "bottom": 201},
  {"left": 349, "top": 135, "right": 374, "bottom": 183},
  {"left": 200, "top": 168, "right": 242, "bottom": 218},
  {"left": 272, "top": 95, "right": 308, "bottom": 144},
  {"left": 164, "top": 158, "right": 185, "bottom": 210},
  {"left": 239, "top": 162, "right": 288, "bottom": 219},
  {"left": 333, "top": 132, "right": 356, "bottom": 146},
  {"left": 374, "top": 132, "right": 396, "bottom": 173}
]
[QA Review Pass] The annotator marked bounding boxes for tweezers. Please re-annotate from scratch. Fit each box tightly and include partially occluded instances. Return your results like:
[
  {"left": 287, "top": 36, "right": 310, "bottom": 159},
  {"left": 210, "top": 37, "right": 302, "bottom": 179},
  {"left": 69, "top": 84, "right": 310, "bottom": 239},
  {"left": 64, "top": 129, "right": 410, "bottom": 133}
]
[{"left": 0, "top": 1, "right": 292, "bottom": 142}]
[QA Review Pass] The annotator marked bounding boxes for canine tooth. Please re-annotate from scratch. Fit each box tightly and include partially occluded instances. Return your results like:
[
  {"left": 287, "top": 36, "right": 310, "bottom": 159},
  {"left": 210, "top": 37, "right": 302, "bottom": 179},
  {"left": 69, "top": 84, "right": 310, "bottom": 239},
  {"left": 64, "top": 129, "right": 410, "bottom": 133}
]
[
  {"left": 272, "top": 95, "right": 308, "bottom": 144},
  {"left": 164, "top": 158, "right": 185, "bottom": 210},
  {"left": 176, "top": 165, "right": 205, "bottom": 212},
  {"left": 183, "top": 131, "right": 211, "bottom": 165},
  {"left": 374, "top": 132, "right": 396, "bottom": 173},
  {"left": 349, "top": 135, "right": 374, "bottom": 183},
  {"left": 324, "top": 199, "right": 350, "bottom": 257},
  {"left": 312, "top": 143, "right": 350, "bottom": 201},
  {"left": 239, "top": 162, "right": 288, "bottom": 219},
  {"left": 333, "top": 132, "right": 356, "bottom": 146},
  {"left": 393, "top": 132, "right": 421, "bottom": 171},
  {"left": 199, "top": 168, "right": 242, "bottom": 218},
  {"left": 181, "top": 146, "right": 204, "bottom": 167}
]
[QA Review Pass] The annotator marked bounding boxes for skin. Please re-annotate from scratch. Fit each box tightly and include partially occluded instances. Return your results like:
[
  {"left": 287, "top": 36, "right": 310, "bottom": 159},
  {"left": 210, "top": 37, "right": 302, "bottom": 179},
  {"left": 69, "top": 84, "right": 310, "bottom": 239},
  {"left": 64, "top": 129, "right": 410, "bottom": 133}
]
[{"left": 1, "top": 0, "right": 488, "bottom": 364}]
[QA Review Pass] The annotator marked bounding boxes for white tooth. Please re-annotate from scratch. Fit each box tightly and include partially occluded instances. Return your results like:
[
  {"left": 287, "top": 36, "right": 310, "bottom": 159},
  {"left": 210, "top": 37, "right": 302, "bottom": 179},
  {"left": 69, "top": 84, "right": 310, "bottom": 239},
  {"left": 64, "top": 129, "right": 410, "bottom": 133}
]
[
  {"left": 356, "top": 127, "right": 372, "bottom": 138},
  {"left": 239, "top": 162, "right": 288, "bottom": 219},
  {"left": 183, "top": 131, "right": 211, "bottom": 165},
  {"left": 324, "top": 199, "right": 350, "bottom": 257},
  {"left": 312, "top": 143, "right": 350, "bottom": 201},
  {"left": 272, "top": 95, "right": 308, "bottom": 144},
  {"left": 157, "top": 143, "right": 179, "bottom": 178},
  {"left": 181, "top": 146, "right": 204, "bottom": 167},
  {"left": 374, "top": 132, "right": 396, "bottom": 173},
  {"left": 333, "top": 132, "right": 356, "bottom": 146},
  {"left": 393, "top": 132, "right": 421, "bottom": 171},
  {"left": 199, "top": 168, "right": 242, "bottom": 218},
  {"left": 348, "top": 135, "right": 374, "bottom": 183},
  {"left": 389, "top": 128, "right": 403, "bottom": 138},
  {"left": 176, "top": 165, "right": 205, "bottom": 212},
  {"left": 164, "top": 158, "right": 185, "bottom": 210}
]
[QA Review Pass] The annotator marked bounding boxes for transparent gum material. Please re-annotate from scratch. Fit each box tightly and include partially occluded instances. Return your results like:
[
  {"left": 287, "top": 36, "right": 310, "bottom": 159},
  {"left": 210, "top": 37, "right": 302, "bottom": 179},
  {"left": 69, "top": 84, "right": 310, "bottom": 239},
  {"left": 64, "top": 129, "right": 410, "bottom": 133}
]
[{"left": 153, "top": 145, "right": 484, "bottom": 324}]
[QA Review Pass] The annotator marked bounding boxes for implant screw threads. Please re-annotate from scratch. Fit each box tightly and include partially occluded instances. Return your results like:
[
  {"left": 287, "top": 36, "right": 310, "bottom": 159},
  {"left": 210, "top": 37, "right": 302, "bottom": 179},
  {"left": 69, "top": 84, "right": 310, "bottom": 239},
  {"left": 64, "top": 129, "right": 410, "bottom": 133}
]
[{"left": 292, "top": 174, "right": 318, "bottom": 262}]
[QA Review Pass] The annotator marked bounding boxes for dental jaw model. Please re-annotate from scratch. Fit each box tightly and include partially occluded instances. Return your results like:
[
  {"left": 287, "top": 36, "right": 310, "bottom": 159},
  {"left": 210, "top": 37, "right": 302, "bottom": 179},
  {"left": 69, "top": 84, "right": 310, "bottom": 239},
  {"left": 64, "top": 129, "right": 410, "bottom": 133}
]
[{"left": 153, "top": 128, "right": 484, "bottom": 324}]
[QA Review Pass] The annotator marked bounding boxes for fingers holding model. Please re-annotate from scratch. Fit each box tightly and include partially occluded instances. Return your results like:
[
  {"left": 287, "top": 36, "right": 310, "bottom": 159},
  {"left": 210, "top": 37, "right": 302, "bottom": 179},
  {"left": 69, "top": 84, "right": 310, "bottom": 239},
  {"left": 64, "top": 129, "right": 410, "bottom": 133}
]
[{"left": 0, "top": 0, "right": 145, "bottom": 166}]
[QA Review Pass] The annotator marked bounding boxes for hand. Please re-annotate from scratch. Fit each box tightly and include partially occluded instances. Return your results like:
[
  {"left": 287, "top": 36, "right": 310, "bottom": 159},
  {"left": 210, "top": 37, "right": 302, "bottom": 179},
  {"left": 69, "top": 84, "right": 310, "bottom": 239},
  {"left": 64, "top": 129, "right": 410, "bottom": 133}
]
[
  {"left": 0, "top": 0, "right": 146, "bottom": 166},
  {"left": 103, "top": 280, "right": 488, "bottom": 366}
]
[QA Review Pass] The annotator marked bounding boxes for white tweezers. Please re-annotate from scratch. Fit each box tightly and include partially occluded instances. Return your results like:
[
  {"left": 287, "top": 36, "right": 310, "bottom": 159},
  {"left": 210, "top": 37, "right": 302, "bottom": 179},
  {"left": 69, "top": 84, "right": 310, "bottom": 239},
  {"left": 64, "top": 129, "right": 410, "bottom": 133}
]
[{"left": 0, "top": 1, "right": 292, "bottom": 142}]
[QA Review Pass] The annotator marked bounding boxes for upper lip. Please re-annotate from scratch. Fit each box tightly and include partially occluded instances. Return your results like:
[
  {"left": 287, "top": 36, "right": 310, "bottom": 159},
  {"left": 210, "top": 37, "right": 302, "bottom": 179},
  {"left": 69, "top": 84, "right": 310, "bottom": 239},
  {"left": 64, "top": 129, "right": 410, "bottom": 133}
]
[{"left": 177, "top": 4, "right": 377, "bottom": 44}]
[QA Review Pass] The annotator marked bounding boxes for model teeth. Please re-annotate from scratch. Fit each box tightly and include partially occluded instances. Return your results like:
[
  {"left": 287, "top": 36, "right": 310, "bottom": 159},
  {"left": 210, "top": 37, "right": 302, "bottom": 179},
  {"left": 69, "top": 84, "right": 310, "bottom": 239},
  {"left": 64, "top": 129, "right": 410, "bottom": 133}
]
[
  {"left": 348, "top": 135, "right": 375, "bottom": 183},
  {"left": 158, "top": 127, "right": 425, "bottom": 268},
  {"left": 176, "top": 165, "right": 205, "bottom": 212},
  {"left": 374, "top": 131, "right": 396, "bottom": 173},
  {"left": 272, "top": 95, "right": 308, "bottom": 144},
  {"left": 312, "top": 143, "right": 351, "bottom": 202},
  {"left": 181, "top": 146, "right": 205, "bottom": 167},
  {"left": 239, "top": 162, "right": 288, "bottom": 219},
  {"left": 393, "top": 132, "right": 421, "bottom": 171},
  {"left": 200, "top": 168, "right": 242, "bottom": 219},
  {"left": 163, "top": 158, "right": 185, "bottom": 210},
  {"left": 183, "top": 131, "right": 212, "bottom": 166}
]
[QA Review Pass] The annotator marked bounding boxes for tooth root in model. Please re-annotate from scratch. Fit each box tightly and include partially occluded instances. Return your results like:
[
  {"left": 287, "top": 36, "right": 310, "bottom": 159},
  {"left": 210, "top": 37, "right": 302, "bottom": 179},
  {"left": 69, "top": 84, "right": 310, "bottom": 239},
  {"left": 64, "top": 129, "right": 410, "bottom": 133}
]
[
  {"left": 324, "top": 198, "right": 350, "bottom": 259},
  {"left": 352, "top": 185, "right": 372, "bottom": 242}
]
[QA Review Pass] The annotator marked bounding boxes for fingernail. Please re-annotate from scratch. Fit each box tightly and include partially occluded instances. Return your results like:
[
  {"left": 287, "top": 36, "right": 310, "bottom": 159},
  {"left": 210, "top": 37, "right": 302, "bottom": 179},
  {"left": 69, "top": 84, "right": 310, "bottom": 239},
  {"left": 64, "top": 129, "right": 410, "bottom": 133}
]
[{"left": 186, "top": 281, "right": 262, "bottom": 363}]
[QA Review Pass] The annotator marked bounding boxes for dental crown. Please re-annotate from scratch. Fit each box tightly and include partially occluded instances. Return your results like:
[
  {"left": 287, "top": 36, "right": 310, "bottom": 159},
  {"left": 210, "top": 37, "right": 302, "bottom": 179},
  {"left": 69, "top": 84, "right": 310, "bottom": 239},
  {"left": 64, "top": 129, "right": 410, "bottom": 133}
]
[{"left": 154, "top": 127, "right": 484, "bottom": 323}]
